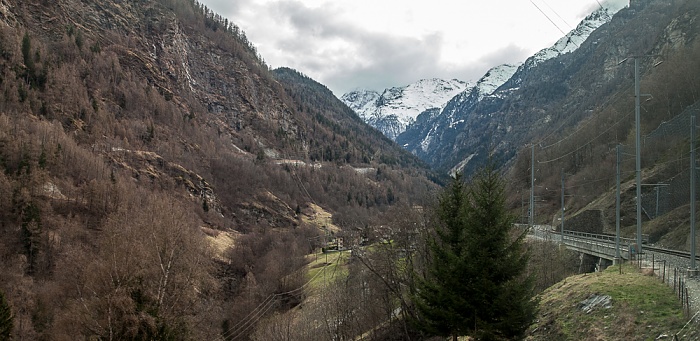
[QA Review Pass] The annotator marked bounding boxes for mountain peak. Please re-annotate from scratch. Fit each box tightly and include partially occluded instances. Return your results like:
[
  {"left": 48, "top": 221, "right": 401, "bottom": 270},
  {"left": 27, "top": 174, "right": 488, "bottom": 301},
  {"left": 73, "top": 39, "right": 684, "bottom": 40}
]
[
  {"left": 340, "top": 78, "right": 470, "bottom": 140},
  {"left": 475, "top": 63, "right": 521, "bottom": 97},
  {"left": 529, "top": 3, "right": 627, "bottom": 66}
]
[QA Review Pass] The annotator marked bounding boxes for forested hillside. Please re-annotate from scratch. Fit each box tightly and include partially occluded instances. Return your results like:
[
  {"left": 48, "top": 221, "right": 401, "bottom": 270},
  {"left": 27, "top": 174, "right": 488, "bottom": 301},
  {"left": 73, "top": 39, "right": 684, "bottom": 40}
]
[{"left": 0, "top": 0, "right": 438, "bottom": 339}]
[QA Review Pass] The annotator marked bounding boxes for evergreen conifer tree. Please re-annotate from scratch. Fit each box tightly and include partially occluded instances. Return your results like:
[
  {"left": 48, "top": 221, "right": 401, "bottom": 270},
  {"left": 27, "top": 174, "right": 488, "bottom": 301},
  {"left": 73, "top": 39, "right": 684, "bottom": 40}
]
[
  {"left": 0, "top": 289, "right": 13, "bottom": 340},
  {"left": 413, "top": 167, "right": 536, "bottom": 340}
]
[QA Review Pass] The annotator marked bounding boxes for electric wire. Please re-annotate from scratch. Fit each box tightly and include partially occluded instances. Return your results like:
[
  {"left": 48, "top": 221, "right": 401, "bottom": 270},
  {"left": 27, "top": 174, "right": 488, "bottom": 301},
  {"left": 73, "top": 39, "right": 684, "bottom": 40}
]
[
  {"left": 537, "top": 83, "right": 634, "bottom": 150},
  {"left": 540, "top": 0, "right": 572, "bottom": 30},
  {"left": 564, "top": 176, "right": 613, "bottom": 190},
  {"left": 535, "top": 3, "right": 671, "bottom": 150},
  {"left": 556, "top": 150, "right": 695, "bottom": 192},
  {"left": 537, "top": 109, "right": 632, "bottom": 164},
  {"left": 215, "top": 154, "right": 341, "bottom": 340},
  {"left": 222, "top": 267, "right": 326, "bottom": 340},
  {"left": 286, "top": 156, "right": 316, "bottom": 205},
  {"left": 537, "top": 93, "right": 628, "bottom": 151},
  {"left": 227, "top": 298, "right": 278, "bottom": 341},
  {"left": 535, "top": 45, "right": 648, "bottom": 151},
  {"left": 530, "top": 0, "right": 567, "bottom": 36},
  {"left": 214, "top": 250, "right": 344, "bottom": 341}
]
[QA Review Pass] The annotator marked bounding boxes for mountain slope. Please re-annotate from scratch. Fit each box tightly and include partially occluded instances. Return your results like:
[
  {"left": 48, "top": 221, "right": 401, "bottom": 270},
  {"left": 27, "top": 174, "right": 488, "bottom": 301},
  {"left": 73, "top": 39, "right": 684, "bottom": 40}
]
[
  {"left": 0, "top": 1, "right": 439, "bottom": 339},
  {"left": 504, "top": 0, "right": 700, "bottom": 223}
]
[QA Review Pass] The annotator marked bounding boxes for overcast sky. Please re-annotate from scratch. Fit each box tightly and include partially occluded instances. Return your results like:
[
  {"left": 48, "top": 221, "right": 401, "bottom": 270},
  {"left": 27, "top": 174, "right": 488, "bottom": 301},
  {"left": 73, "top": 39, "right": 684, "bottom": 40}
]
[{"left": 199, "top": 0, "right": 628, "bottom": 96}]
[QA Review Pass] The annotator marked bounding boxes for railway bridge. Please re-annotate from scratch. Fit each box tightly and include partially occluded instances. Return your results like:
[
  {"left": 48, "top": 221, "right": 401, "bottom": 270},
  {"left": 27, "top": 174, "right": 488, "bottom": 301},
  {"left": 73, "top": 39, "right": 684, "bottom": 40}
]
[
  {"left": 529, "top": 227, "right": 699, "bottom": 273},
  {"left": 527, "top": 226, "right": 649, "bottom": 271}
]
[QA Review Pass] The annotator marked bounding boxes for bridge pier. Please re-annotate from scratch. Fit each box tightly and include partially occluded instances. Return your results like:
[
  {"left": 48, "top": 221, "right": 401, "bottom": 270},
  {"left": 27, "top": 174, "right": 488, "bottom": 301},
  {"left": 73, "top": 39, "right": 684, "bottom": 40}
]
[
  {"left": 579, "top": 253, "right": 597, "bottom": 273},
  {"left": 596, "top": 258, "right": 612, "bottom": 272},
  {"left": 579, "top": 253, "right": 614, "bottom": 273},
  {"left": 560, "top": 231, "right": 629, "bottom": 269}
]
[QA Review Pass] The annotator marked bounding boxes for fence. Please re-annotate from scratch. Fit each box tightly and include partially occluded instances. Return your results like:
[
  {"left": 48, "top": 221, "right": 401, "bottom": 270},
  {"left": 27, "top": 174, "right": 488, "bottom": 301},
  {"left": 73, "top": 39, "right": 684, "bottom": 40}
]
[{"left": 632, "top": 101, "right": 700, "bottom": 220}]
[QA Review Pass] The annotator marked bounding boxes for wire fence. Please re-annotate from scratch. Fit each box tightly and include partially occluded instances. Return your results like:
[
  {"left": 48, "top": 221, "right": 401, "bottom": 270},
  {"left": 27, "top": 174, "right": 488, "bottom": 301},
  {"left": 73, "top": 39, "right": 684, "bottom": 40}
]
[
  {"left": 604, "top": 101, "right": 700, "bottom": 222},
  {"left": 634, "top": 101, "right": 700, "bottom": 220},
  {"left": 531, "top": 99, "right": 700, "bottom": 241}
]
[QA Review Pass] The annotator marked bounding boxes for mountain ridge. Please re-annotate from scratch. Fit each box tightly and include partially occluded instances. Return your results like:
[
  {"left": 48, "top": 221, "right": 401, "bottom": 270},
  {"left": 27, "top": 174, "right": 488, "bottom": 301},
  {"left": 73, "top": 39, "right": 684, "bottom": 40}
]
[{"left": 340, "top": 78, "right": 470, "bottom": 140}]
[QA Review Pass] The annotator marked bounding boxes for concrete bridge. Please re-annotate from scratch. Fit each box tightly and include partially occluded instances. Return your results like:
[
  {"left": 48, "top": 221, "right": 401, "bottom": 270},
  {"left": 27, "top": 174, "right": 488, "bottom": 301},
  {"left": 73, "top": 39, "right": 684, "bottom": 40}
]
[
  {"left": 561, "top": 231, "right": 632, "bottom": 271},
  {"left": 527, "top": 226, "right": 642, "bottom": 271}
]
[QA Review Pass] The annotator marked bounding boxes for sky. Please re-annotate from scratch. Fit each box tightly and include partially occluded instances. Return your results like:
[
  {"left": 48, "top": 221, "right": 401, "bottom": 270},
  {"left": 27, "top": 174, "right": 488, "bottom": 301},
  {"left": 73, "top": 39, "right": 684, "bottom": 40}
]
[{"left": 199, "top": 0, "right": 629, "bottom": 96}]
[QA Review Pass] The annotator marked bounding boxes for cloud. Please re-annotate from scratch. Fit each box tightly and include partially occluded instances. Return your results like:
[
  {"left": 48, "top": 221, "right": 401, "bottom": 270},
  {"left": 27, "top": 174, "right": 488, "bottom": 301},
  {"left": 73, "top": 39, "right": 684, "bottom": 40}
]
[
  {"left": 321, "top": 33, "right": 446, "bottom": 94},
  {"left": 233, "top": 0, "right": 454, "bottom": 94},
  {"left": 477, "top": 44, "right": 532, "bottom": 69},
  {"left": 200, "top": 0, "right": 253, "bottom": 17},
  {"left": 202, "top": 0, "right": 612, "bottom": 95},
  {"left": 312, "top": 37, "right": 531, "bottom": 95}
]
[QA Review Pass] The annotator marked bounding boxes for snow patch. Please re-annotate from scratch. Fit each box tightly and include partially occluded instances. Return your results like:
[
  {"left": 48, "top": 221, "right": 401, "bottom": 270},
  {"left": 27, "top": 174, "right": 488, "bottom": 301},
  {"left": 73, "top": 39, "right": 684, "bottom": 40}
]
[
  {"left": 449, "top": 119, "right": 465, "bottom": 129},
  {"left": 449, "top": 154, "right": 476, "bottom": 177},
  {"left": 474, "top": 64, "right": 520, "bottom": 98},
  {"left": 529, "top": 3, "right": 626, "bottom": 67},
  {"left": 420, "top": 128, "right": 437, "bottom": 153},
  {"left": 353, "top": 167, "right": 376, "bottom": 175}
]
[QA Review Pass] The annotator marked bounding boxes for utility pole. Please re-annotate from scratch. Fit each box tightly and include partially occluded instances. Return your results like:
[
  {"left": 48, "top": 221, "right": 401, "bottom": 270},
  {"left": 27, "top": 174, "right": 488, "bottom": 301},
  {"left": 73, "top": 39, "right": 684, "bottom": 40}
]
[
  {"left": 623, "top": 55, "right": 661, "bottom": 256},
  {"left": 530, "top": 145, "right": 535, "bottom": 228},
  {"left": 561, "top": 169, "right": 565, "bottom": 243},
  {"left": 691, "top": 113, "right": 697, "bottom": 274},
  {"left": 634, "top": 57, "right": 643, "bottom": 256},
  {"left": 615, "top": 144, "right": 621, "bottom": 264}
]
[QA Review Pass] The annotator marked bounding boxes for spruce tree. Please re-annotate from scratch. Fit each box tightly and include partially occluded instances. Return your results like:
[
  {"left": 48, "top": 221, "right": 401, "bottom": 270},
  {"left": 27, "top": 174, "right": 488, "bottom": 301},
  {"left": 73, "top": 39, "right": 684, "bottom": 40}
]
[
  {"left": 0, "top": 289, "right": 12, "bottom": 340},
  {"left": 413, "top": 167, "right": 536, "bottom": 341}
]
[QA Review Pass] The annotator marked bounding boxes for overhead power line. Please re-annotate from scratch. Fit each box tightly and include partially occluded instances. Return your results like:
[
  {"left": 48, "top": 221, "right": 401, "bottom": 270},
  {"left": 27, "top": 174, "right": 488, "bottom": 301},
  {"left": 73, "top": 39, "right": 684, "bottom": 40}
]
[
  {"left": 540, "top": 0, "right": 572, "bottom": 30},
  {"left": 530, "top": 0, "right": 567, "bottom": 36},
  {"left": 214, "top": 250, "right": 344, "bottom": 341},
  {"left": 538, "top": 80, "right": 636, "bottom": 151},
  {"left": 537, "top": 109, "right": 632, "bottom": 164}
]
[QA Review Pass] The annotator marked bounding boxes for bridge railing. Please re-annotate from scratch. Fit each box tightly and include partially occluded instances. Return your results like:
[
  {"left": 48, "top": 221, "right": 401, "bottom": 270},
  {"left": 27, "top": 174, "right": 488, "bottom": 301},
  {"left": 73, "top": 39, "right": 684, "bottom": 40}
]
[
  {"left": 561, "top": 230, "right": 648, "bottom": 245},
  {"left": 561, "top": 231, "right": 634, "bottom": 260}
]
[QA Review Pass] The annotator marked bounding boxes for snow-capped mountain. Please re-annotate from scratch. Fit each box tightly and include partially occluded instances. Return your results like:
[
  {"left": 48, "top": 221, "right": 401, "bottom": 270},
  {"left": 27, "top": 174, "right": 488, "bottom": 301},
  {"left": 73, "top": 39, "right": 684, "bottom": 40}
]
[
  {"left": 342, "top": 4, "right": 624, "bottom": 145},
  {"left": 395, "top": 2, "right": 628, "bottom": 174},
  {"left": 397, "top": 63, "right": 519, "bottom": 158},
  {"left": 340, "top": 78, "right": 470, "bottom": 140},
  {"left": 538, "top": 2, "right": 627, "bottom": 65},
  {"left": 437, "top": 64, "right": 520, "bottom": 134},
  {"left": 508, "top": 2, "right": 628, "bottom": 87}
]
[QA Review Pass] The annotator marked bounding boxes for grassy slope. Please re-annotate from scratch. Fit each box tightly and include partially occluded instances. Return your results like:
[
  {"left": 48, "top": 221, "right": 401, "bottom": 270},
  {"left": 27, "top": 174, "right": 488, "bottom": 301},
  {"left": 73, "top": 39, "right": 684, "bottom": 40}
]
[
  {"left": 305, "top": 250, "right": 350, "bottom": 291},
  {"left": 527, "top": 264, "right": 698, "bottom": 340}
]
